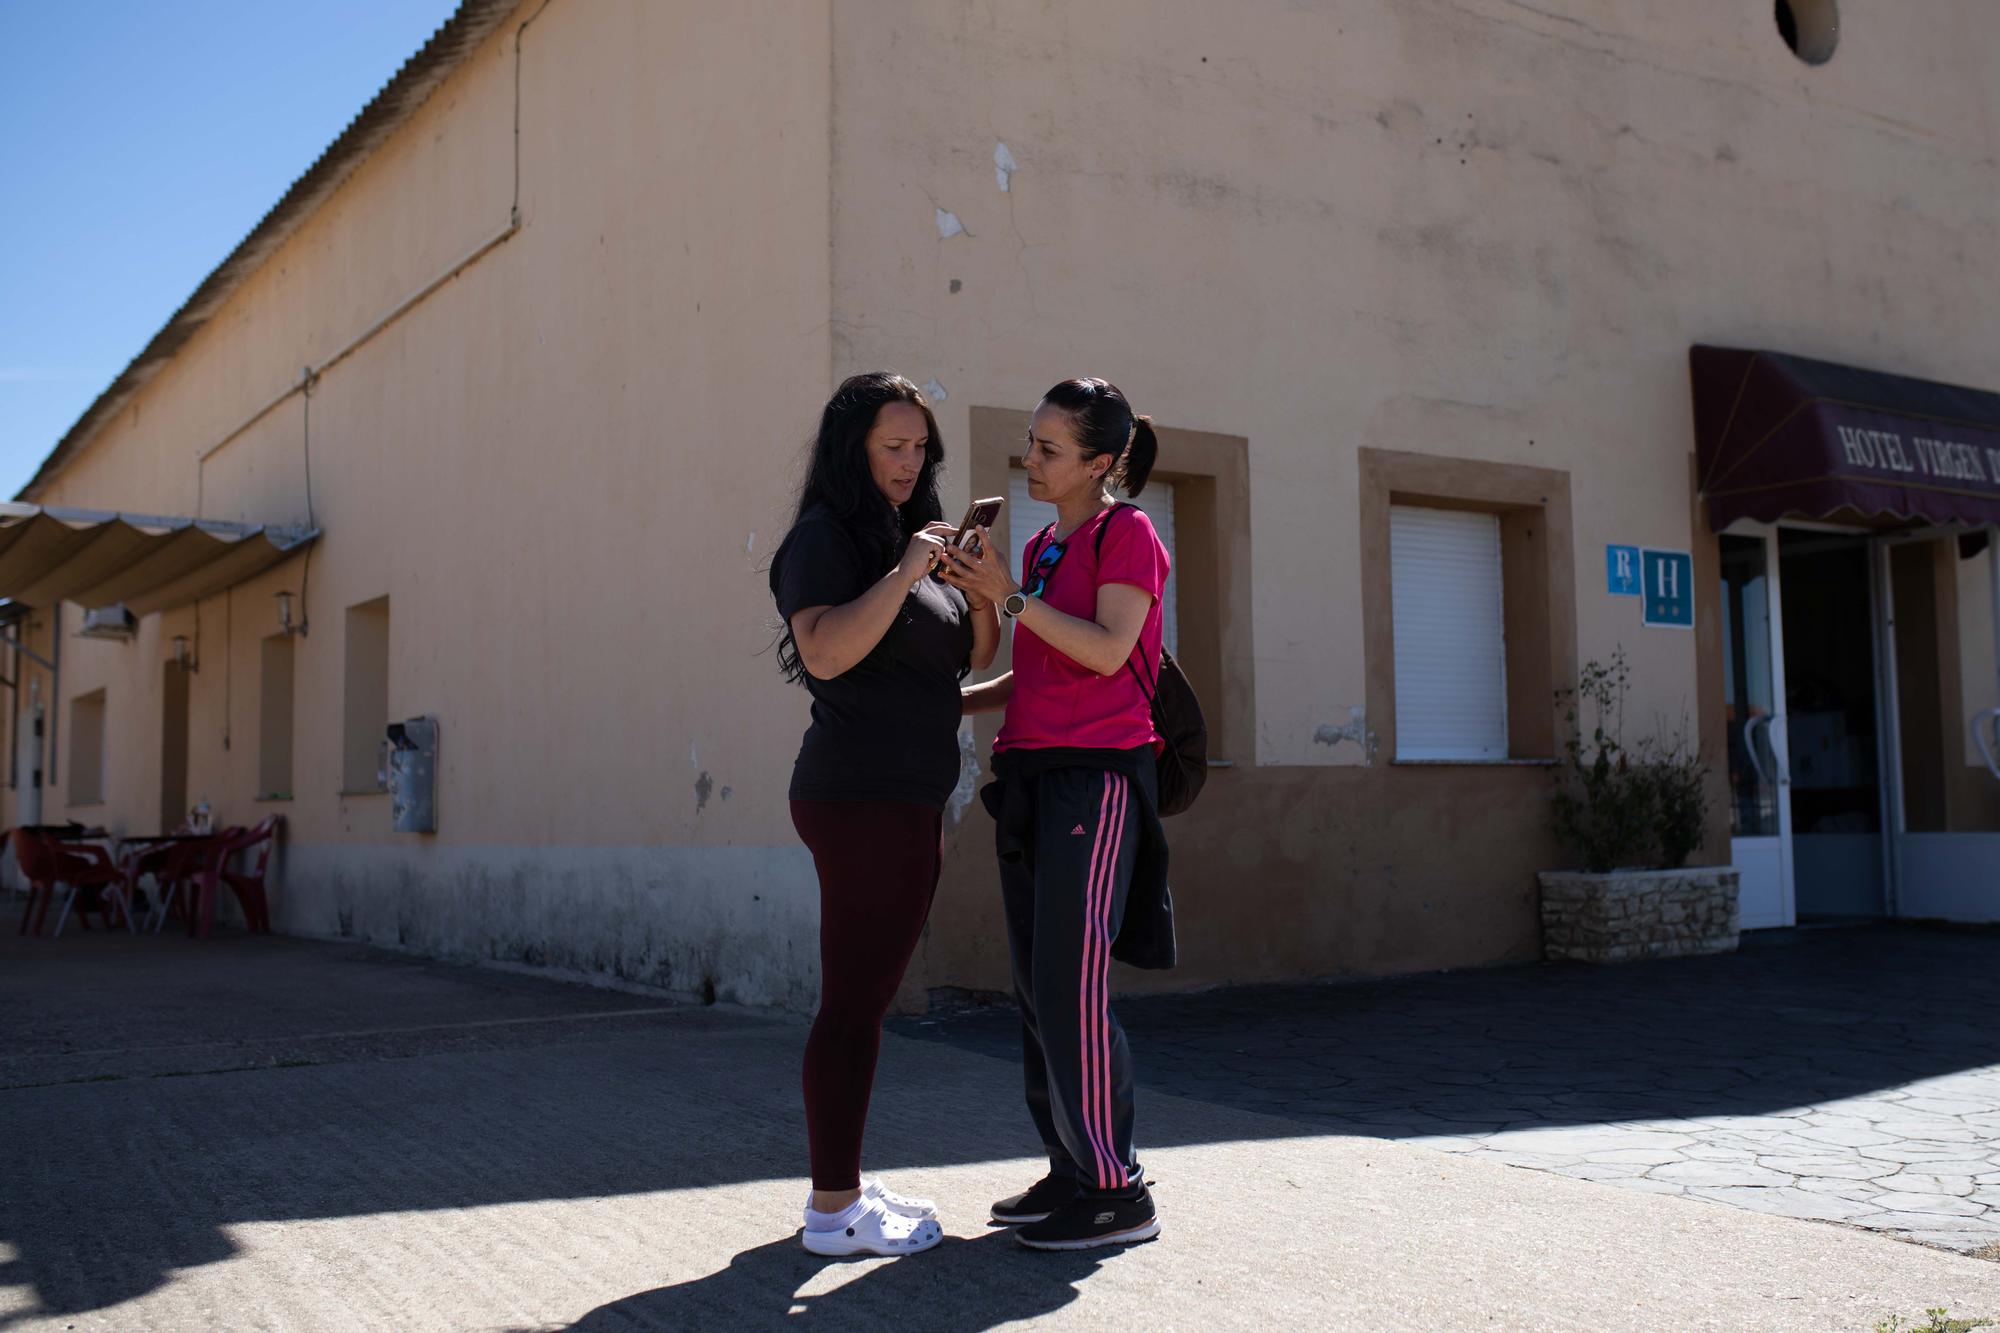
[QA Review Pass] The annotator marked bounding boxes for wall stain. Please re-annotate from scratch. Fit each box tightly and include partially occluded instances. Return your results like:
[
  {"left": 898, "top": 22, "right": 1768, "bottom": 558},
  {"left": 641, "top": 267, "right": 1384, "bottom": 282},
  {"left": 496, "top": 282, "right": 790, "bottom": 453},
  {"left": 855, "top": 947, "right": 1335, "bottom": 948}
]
[
  {"left": 1313, "top": 707, "right": 1377, "bottom": 764},
  {"left": 694, "top": 771, "right": 714, "bottom": 813}
]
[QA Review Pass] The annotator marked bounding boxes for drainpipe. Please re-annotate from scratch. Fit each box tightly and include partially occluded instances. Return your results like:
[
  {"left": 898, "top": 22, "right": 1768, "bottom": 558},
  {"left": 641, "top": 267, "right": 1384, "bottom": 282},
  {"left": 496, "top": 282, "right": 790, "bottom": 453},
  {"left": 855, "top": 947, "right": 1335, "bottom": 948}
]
[
  {"left": 5, "top": 633, "right": 14, "bottom": 790},
  {"left": 193, "top": 0, "right": 551, "bottom": 477},
  {"left": 47, "top": 604, "right": 59, "bottom": 790}
]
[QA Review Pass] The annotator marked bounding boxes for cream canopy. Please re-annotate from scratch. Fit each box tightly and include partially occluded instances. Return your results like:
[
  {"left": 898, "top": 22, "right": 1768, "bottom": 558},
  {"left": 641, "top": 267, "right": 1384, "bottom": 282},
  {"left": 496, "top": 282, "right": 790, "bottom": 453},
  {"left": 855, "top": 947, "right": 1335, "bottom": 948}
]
[{"left": 0, "top": 503, "right": 318, "bottom": 616}]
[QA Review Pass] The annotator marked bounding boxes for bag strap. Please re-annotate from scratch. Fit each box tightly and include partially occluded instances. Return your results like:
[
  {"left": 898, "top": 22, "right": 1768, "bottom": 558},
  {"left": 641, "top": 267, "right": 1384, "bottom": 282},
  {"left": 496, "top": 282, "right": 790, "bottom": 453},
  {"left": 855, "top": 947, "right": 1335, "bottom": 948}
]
[
  {"left": 1091, "top": 501, "right": 1129, "bottom": 561},
  {"left": 1089, "top": 503, "right": 1165, "bottom": 704},
  {"left": 1125, "top": 656, "right": 1160, "bottom": 707}
]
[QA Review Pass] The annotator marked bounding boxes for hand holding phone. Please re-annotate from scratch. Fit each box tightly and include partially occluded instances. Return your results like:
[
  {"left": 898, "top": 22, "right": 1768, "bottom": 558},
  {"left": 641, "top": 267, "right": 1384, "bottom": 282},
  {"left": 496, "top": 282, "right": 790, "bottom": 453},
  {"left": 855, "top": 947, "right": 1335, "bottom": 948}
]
[{"left": 933, "top": 496, "right": 1004, "bottom": 574}]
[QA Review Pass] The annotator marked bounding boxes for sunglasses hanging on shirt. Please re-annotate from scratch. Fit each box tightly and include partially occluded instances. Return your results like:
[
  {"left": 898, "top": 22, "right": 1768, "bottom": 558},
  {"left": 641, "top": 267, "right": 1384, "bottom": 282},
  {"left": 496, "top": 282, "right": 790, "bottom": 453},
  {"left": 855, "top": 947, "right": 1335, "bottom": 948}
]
[{"left": 1024, "top": 534, "right": 1068, "bottom": 599}]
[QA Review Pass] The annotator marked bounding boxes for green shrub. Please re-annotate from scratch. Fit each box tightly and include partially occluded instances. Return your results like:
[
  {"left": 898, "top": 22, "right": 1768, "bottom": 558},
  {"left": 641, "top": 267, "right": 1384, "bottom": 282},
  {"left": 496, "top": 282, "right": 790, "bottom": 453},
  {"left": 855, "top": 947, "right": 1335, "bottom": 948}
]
[
  {"left": 1550, "top": 651, "right": 1711, "bottom": 873},
  {"left": 1638, "top": 720, "right": 1709, "bottom": 870}
]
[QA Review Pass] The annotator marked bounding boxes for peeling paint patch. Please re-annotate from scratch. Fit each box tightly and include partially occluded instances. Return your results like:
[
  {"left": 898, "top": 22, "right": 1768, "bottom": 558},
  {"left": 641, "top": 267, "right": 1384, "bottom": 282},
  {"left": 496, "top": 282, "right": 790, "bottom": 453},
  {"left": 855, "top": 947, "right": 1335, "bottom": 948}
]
[
  {"left": 744, "top": 531, "right": 756, "bottom": 557},
  {"left": 993, "top": 141, "right": 1017, "bottom": 192},
  {"left": 694, "top": 771, "right": 714, "bottom": 813},
  {"left": 922, "top": 377, "right": 948, "bottom": 405},
  {"left": 944, "top": 724, "right": 982, "bottom": 830},
  {"left": 935, "top": 207, "right": 965, "bottom": 239},
  {"left": 720, "top": 786, "right": 733, "bottom": 802},
  {"left": 1313, "top": 707, "right": 1373, "bottom": 761}
]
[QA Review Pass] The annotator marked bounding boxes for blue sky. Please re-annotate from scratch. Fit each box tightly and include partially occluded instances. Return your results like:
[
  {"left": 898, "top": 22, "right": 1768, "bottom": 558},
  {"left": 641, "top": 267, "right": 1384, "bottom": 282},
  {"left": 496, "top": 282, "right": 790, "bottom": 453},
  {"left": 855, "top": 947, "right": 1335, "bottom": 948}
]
[{"left": 0, "top": 1, "right": 463, "bottom": 500}]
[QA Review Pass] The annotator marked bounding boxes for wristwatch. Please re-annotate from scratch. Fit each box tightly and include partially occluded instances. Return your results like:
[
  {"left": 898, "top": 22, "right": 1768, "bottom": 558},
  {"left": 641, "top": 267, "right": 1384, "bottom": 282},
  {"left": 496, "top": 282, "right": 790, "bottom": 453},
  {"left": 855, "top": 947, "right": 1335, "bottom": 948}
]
[{"left": 1001, "top": 591, "right": 1029, "bottom": 619}]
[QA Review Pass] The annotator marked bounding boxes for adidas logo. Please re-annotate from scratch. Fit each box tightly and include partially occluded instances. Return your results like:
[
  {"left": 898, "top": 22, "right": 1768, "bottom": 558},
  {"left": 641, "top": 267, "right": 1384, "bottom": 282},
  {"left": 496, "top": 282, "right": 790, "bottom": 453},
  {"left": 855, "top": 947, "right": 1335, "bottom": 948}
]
[{"left": 1071, "top": 824, "right": 1088, "bottom": 836}]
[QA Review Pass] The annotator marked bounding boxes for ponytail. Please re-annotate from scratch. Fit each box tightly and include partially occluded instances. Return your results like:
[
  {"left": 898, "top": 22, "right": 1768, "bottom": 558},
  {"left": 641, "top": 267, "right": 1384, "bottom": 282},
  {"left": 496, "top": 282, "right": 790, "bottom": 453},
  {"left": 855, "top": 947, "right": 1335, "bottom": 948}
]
[
  {"left": 1122, "top": 415, "right": 1158, "bottom": 497},
  {"left": 1040, "top": 376, "right": 1161, "bottom": 498}
]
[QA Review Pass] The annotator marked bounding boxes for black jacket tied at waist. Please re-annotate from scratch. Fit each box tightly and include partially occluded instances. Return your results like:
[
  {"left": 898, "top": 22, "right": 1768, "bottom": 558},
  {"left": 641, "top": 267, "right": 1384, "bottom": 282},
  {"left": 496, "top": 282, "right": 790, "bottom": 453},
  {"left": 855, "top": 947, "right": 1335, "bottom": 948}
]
[{"left": 980, "top": 745, "right": 1177, "bottom": 970}]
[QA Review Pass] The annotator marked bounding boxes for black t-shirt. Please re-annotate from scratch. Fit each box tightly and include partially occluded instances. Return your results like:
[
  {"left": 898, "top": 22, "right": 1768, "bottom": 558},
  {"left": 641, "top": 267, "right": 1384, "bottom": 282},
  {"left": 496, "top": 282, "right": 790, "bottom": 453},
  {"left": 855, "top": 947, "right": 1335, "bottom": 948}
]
[{"left": 773, "top": 506, "right": 973, "bottom": 808}]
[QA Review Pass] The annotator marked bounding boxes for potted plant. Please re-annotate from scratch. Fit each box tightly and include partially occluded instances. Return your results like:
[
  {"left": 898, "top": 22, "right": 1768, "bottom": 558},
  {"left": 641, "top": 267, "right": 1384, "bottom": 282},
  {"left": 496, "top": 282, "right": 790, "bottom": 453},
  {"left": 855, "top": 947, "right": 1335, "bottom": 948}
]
[{"left": 1539, "top": 650, "right": 1740, "bottom": 963}]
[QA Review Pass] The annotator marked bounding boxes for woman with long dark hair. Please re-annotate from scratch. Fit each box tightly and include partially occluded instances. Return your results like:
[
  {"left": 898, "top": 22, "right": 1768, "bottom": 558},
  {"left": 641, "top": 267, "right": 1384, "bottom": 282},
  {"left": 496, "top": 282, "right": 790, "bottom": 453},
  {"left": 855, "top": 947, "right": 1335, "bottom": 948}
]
[
  {"left": 938, "top": 377, "right": 1172, "bottom": 1250},
  {"left": 769, "top": 371, "right": 998, "bottom": 1256}
]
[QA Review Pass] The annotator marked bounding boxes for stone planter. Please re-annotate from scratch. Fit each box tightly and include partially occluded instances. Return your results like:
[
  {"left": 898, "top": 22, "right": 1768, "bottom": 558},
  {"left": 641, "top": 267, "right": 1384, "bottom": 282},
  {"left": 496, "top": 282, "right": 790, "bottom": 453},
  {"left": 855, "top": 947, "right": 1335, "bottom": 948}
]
[{"left": 1537, "top": 866, "right": 1740, "bottom": 963}]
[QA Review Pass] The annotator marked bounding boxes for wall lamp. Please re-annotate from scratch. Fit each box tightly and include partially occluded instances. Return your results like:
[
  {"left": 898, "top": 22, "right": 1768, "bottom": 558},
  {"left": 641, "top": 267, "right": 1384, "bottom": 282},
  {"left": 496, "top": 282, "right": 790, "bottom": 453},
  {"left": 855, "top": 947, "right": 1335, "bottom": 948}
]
[
  {"left": 170, "top": 635, "right": 197, "bottom": 671},
  {"left": 275, "top": 590, "right": 307, "bottom": 637}
]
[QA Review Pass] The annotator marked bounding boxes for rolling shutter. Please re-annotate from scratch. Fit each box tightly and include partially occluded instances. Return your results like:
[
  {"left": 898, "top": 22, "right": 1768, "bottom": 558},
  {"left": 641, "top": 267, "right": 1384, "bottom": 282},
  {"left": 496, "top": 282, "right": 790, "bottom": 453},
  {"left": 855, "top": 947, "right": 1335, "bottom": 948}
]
[
  {"left": 1390, "top": 505, "right": 1508, "bottom": 760},
  {"left": 1008, "top": 474, "right": 1177, "bottom": 657}
]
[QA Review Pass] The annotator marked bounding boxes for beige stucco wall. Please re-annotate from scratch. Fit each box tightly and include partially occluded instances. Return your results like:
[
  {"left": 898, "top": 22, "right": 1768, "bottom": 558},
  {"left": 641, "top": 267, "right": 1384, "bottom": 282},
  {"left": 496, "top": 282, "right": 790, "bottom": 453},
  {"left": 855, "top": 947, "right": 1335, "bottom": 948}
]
[
  {"left": 828, "top": 0, "right": 1999, "bottom": 760},
  {"left": 7, "top": 0, "right": 839, "bottom": 1006},
  {"left": 7, "top": 0, "right": 1999, "bottom": 1006},
  {"left": 822, "top": 0, "right": 2000, "bottom": 999}
]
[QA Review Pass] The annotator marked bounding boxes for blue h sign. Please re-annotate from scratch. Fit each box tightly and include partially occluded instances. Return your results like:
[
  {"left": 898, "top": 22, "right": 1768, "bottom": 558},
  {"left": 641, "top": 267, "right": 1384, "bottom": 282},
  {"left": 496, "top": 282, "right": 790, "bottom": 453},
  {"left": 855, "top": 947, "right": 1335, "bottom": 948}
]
[{"left": 1641, "top": 549, "right": 1694, "bottom": 629}]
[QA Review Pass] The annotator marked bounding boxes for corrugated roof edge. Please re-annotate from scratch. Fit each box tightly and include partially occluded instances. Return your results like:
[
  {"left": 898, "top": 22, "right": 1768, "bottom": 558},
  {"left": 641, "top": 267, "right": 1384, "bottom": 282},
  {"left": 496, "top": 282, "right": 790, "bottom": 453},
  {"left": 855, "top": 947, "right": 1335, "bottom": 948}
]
[{"left": 18, "top": 0, "right": 523, "bottom": 504}]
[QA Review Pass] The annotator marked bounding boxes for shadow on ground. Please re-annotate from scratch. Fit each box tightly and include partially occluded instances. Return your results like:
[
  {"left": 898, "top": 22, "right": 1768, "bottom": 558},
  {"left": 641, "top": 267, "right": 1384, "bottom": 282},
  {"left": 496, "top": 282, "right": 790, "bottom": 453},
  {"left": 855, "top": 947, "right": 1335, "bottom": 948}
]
[
  {"left": 898, "top": 924, "right": 2000, "bottom": 1142},
  {"left": 554, "top": 1231, "right": 1107, "bottom": 1331},
  {"left": 2, "top": 923, "right": 1996, "bottom": 1323}
]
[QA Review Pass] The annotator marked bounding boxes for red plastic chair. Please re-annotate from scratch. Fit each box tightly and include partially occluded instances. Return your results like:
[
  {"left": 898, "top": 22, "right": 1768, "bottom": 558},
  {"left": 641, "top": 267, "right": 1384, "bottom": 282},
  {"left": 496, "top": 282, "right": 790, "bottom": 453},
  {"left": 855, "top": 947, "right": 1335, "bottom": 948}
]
[
  {"left": 226, "top": 808, "right": 282, "bottom": 932},
  {"left": 15, "top": 828, "right": 131, "bottom": 937},
  {"left": 125, "top": 823, "right": 208, "bottom": 934},
  {"left": 190, "top": 816, "right": 281, "bottom": 938}
]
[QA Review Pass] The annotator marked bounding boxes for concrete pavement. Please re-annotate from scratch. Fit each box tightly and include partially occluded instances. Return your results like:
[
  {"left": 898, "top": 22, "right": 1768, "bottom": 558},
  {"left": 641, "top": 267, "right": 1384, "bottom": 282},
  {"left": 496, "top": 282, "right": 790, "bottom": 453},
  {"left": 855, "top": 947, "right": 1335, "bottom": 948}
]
[
  {"left": 901, "top": 924, "right": 2000, "bottom": 1255},
  {"left": 4, "top": 929, "right": 1999, "bottom": 1331}
]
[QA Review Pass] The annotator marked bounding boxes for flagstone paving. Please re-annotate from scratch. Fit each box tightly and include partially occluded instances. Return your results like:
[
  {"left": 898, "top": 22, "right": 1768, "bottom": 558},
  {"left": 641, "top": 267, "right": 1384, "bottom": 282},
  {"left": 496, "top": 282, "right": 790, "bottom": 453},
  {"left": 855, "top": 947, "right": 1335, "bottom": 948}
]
[{"left": 896, "top": 924, "right": 2000, "bottom": 1255}]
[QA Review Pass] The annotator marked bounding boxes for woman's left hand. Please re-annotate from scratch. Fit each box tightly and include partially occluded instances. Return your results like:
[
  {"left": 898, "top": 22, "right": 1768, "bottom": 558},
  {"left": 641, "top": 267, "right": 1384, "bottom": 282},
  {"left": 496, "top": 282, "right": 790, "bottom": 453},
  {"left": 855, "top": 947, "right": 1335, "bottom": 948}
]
[{"left": 936, "top": 526, "right": 1016, "bottom": 607}]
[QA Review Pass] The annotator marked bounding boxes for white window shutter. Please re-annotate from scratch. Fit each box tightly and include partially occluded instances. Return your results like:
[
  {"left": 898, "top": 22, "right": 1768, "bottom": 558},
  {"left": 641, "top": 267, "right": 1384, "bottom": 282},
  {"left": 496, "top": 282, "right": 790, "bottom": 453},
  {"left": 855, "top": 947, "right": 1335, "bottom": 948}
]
[
  {"left": 1390, "top": 505, "right": 1508, "bottom": 760},
  {"left": 1008, "top": 475, "right": 1177, "bottom": 658}
]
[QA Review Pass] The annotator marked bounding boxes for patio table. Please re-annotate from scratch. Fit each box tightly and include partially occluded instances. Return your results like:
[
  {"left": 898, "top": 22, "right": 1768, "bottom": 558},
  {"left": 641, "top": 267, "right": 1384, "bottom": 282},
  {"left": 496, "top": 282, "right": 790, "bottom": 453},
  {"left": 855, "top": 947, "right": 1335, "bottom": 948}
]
[{"left": 116, "top": 834, "right": 230, "bottom": 935}]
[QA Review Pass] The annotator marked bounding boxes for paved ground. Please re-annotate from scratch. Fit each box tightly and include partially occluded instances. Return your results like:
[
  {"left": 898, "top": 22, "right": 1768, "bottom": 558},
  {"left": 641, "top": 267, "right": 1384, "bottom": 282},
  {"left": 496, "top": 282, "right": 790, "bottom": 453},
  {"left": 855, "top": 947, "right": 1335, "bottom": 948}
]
[
  {"left": 897, "top": 925, "right": 2000, "bottom": 1256},
  {"left": 5, "top": 926, "right": 2000, "bottom": 1331}
]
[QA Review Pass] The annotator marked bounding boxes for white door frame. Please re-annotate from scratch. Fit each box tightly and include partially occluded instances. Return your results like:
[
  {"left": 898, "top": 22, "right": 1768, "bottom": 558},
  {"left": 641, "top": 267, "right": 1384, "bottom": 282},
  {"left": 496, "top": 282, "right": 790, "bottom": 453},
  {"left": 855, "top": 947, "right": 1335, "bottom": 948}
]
[
  {"left": 1722, "top": 520, "right": 1796, "bottom": 928},
  {"left": 1868, "top": 535, "right": 1906, "bottom": 917},
  {"left": 1870, "top": 523, "right": 2000, "bottom": 921},
  {"left": 1985, "top": 525, "right": 2000, "bottom": 790}
]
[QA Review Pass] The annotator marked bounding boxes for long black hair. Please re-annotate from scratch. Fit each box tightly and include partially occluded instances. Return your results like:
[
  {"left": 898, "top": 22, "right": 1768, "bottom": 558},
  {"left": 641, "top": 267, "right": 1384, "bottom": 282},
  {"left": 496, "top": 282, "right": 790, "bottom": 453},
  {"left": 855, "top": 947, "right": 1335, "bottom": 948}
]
[
  {"left": 1041, "top": 377, "right": 1158, "bottom": 498},
  {"left": 770, "top": 372, "right": 946, "bottom": 683}
]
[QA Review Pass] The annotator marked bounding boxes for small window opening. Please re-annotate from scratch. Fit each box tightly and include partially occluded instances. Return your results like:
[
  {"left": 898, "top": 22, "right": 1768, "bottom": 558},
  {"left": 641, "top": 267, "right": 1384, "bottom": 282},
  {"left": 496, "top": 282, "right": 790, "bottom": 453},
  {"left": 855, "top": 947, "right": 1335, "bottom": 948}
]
[
  {"left": 343, "top": 598, "right": 390, "bottom": 793},
  {"left": 69, "top": 690, "right": 107, "bottom": 805}
]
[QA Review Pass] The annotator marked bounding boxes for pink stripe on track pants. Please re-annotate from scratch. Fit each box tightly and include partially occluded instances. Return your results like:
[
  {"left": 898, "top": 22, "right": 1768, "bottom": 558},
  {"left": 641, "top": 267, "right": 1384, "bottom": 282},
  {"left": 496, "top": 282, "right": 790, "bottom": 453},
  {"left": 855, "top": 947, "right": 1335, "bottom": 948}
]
[{"left": 997, "top": 766, "right": 1144, "bottom": 1195}]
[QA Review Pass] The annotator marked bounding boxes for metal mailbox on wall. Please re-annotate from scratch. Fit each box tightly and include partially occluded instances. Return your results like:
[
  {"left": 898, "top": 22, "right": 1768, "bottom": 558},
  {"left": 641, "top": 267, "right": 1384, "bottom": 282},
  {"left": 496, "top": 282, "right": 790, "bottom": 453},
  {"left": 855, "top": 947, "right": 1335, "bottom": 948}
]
[{"left": 386, "top": 716, "right": 439, "bottom": 834}]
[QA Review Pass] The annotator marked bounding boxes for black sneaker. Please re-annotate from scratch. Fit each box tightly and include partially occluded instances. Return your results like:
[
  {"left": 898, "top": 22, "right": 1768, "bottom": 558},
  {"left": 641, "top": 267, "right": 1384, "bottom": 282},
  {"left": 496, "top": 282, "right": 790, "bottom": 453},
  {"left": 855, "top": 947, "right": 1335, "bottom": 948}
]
[
  {"left": 989, "top": 1174, "right": 1080, "bottom": 1225},
  {"left": 1015, "top": 1184, "right": 1158, "bottom": 1250}
]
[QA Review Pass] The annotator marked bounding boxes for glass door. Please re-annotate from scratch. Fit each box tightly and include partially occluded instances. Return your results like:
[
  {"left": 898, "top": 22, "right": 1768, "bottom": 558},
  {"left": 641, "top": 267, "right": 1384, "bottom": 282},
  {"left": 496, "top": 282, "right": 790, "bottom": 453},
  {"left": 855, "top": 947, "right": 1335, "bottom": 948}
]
[
  {"left": 1720, "top": 529, "right": 1795, "bottom": 928},
  {"left": 1874, "top": 528, "right": 2000, "bottom": 921}
]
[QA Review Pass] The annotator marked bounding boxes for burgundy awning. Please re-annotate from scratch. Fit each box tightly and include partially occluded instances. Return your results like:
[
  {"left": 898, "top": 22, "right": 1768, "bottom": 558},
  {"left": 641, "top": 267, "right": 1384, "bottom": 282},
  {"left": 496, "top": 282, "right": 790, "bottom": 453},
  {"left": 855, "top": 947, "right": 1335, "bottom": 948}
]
[{"left": 1692, "top": 345, "right": 2000, "bottom": 532}]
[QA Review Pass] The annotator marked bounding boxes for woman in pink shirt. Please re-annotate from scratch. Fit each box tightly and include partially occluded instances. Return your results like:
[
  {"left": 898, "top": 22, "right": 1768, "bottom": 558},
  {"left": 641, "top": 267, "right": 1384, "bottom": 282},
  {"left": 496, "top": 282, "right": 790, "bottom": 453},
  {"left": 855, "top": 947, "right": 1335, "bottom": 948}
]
[{"left": 938, "top": 377, "right": 1172, "bottom": 1251}]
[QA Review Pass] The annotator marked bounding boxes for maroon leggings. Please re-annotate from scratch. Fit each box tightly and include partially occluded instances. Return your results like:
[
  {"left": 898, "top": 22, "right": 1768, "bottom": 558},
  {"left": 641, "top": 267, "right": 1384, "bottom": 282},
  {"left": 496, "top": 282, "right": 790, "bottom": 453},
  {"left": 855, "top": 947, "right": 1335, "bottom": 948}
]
[{"left": 790, "top": 799, "right": 943, "bottom": 1192}]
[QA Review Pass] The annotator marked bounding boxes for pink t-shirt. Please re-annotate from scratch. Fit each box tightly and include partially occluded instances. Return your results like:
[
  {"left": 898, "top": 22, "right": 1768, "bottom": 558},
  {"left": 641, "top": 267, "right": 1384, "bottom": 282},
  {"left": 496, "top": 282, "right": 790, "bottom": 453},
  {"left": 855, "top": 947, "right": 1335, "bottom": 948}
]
[{"left": 996, "top": 505, "right": 1171, "bottom": 753}]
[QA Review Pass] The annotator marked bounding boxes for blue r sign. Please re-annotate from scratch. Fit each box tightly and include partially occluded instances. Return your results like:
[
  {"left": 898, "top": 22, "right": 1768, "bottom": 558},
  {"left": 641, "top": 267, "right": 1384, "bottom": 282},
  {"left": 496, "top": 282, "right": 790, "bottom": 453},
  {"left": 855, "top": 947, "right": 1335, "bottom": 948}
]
[{"left": 1606, "top": 545, "right": 1641, "bottom": 597}]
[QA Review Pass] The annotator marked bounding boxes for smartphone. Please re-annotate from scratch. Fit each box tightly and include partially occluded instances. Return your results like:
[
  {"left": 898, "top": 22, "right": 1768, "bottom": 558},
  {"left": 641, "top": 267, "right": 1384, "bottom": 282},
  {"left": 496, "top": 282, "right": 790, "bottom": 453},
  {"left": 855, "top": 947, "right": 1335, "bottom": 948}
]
[
  {"left": 932, "top": 496, "right": 1004, "bottom": 578},
  {"left": 951, "top": 496, "right": 1005, "bottom": 557}
]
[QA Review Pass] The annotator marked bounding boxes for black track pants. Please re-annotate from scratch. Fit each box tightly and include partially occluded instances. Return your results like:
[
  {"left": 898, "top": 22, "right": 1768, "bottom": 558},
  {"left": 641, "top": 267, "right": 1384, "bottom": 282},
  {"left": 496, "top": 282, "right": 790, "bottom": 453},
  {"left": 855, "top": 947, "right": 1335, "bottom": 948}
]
[{"left": 999, "top": 766, "right": 1143, "bottom": 1195}]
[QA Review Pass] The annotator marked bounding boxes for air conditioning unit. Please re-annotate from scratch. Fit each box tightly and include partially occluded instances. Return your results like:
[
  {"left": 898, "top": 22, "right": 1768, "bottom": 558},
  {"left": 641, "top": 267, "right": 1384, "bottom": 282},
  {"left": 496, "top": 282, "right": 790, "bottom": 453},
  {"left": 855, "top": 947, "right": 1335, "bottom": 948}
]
[{"left": 77, "top": 605, "right": 137, "bottom": 640}]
